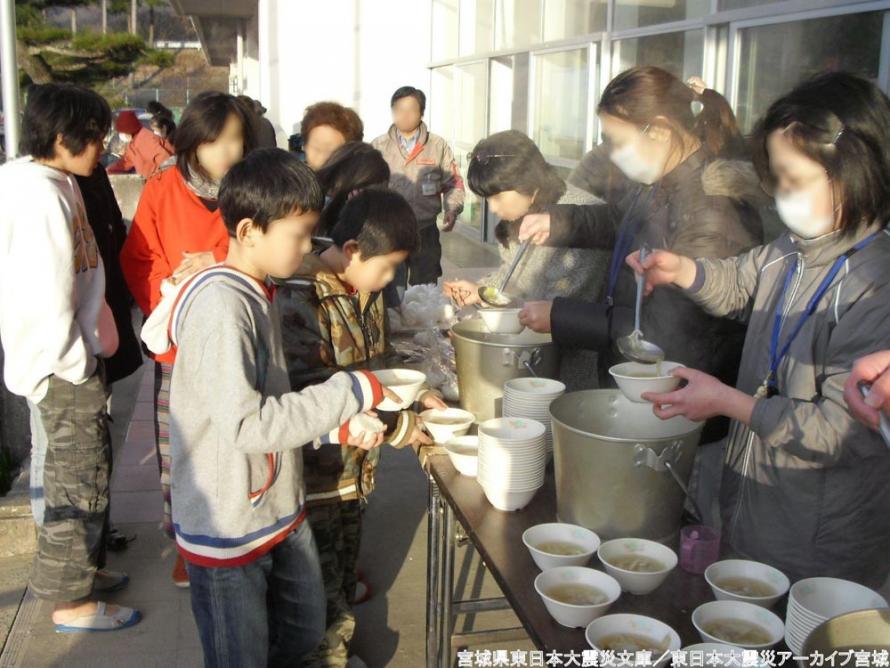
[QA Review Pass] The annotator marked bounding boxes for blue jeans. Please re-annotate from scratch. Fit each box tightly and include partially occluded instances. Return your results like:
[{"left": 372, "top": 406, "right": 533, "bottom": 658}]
[{"left": 186, "top": 520, "right": 326, "bottom": 668}]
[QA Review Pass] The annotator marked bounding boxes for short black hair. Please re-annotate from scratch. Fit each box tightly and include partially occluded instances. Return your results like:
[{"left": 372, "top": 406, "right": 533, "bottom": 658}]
[
  {"left": 22, "top": 83, "right": 111, "bottom": 160},
  {"left": 175, "top": 91, "right": 255, "bottom": 181},
  {"left": 330, "top": 189, "right": 418, "bottom": 258},
  {"left": 752, "top": 71, "right": 890, "bottom": 234},
  {"left": 316, "top": 142, "right": 390, "bottom": 236},
  {"left": 390, "top": 86, "right": 426, "bottom": 116},
  {"left": 219, "top": 148, "right": 324, "bottom": 236}
]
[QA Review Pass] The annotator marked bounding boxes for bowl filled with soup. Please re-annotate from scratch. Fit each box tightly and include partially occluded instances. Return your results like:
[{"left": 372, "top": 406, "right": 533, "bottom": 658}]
[
  {"left": 534, "top": 566, "right": 620, "bottom": 628},
  {"left": 597, "top": 538, "right": 678, "bottom": 595},
  {"left": 478, "top": 307, "right": 525, "bottom": 335},
  {"left": 585, "top": 614, "right": 681, "bottom": 667},
  {"left": 692, "top": 600, "right": 784, "bottom": 649},
  {"left": 522, "top": 523, "right": 601, "bottom": 570},
  {"left": 704, "top": 560, "right": 790, "bottom": 608},
  {"left": 608, "top": 362, "right": 684, "bottom": 403}
]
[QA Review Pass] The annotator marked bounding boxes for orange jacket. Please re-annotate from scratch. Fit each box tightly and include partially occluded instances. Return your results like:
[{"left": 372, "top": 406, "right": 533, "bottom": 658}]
[
  {"left": 107, "top": 128, "right": 175, "bottom": 179},
  {"left": 120, "top": 166, "right": 229, "bottom": 363}
]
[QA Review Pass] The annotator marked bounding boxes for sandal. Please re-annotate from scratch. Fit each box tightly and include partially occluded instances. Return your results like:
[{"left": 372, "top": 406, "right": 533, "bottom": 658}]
[
  {"left": 55, "top": 601, "right": 141, "bottom": 633},
  {"left": 93, "top": 569, "right": 130, "bottom": 594}
]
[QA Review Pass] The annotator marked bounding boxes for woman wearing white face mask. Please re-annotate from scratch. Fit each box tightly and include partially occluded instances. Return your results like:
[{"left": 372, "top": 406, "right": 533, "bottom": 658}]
[
  {"left": 518, "top": 66, "right": 766, "bottom": 448},
  {"left": 627, "top": 72, "right": 890, "bottom": 586}
]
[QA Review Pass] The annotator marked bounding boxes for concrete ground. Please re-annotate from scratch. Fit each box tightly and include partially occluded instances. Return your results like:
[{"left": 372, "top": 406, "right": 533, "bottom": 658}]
[{"left": 0, "top": 230, "right": 507, "bottom": 668}]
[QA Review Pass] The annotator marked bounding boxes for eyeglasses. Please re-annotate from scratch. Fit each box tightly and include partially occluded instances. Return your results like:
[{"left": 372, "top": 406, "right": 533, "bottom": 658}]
[{"left": 467, "top": 153, "right": 517, "bottom": 165}]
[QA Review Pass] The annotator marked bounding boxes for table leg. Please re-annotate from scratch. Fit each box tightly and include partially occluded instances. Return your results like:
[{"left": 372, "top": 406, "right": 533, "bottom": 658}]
[
  {"left": 426, "top": 477, "right": 443, "bottom": 668},
  {"left": 440, "top": 502, "right": 456, "bottom": 668}
]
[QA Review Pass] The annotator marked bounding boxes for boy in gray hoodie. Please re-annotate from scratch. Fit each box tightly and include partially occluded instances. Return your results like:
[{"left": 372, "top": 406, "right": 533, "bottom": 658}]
[{"left": 166, "top": 148, "right": 396, "bottom": 667}]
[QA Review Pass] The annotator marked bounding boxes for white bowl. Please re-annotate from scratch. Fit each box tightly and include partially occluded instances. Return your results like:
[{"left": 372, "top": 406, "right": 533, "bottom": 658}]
[
  {"left": 586, "top": 614, "right": 681, "bottom": 666},
  {"left": 534, "top": 567, "right": 620, "bottom": 628},
  {"left": 420, "top": 408, "right": 475, "bottom": 443},
  {"left": 444, "top": 435, "right": 478, "bottom": 477},
  {"left": 481, "top": 484, "right": 540, "bottom": 511},
  {"left": 504, "top": 377, "right": 566, "bottom": 397},
  {"left": 609, "top": 362, "right": 684, "bottom": 403},
  {"left": 374, "top": 369, "right": 427, "bottom": 410},
  {"left": 522, "top": 523, "right": 601, "bottom": 571},
  {"left": 597, "top": 538, "right": 678, "bottom": 595},
  {"left": 692, "top": 600, "right": 785, "bottom": 649},
  {"left": 789, "top": 577, "right": 888, "bottom": 621},
  {"left": 704, "top": 560, "right": 789, "bottom": 608},
  {"left": 479, "top": 417, "right": 546, "bottom": 441},
  {"left": 478, "top": 308, "right": 525, "bottom": 334}
]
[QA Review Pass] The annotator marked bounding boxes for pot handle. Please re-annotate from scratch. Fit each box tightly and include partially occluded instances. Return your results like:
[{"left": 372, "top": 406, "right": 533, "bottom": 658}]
[
  {"left": 633, "top": 441, "right": 703, "bottom": 523},
  {"left": 502, "top": 347, "right": 543, "bottom": 371}
]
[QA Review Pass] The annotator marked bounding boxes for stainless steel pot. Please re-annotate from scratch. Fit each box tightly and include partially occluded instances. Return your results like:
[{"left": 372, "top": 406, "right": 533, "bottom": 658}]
[
  {"left": 549, "top": 390, "right": 704, "bottom": 543},
  {"left": 803, "top": 609, "right": 890, "bottom": 659},
  {"left": 451, "top": 318, "right": 559, "bottom": 421}
]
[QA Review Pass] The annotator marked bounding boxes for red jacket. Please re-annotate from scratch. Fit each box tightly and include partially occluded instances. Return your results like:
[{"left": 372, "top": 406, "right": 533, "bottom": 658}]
[
  {"left": 121, "top": 166, "right": 229, "bottom": 363},
  {"left": 107, "top": 128, "right": 175, "bottom": 179}
]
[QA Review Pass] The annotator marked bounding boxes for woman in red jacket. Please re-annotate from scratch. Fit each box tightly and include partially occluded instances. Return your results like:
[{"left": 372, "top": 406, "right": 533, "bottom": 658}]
[{"left": 120, "top": 91, "right": 254, "bottom": 587}]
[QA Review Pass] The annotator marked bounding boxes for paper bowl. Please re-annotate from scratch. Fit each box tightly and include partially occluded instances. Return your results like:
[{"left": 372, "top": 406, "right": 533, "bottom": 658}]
[
  {"left": 597, "top": 538, "right": 677, "bottom": 595},
  {"left": 692, "top": 600, "right": 784, "bottom": 649},
  {"left": 608, "top": 362, "right": 684, "bottom": 403},
  {"left": 704, "top": 559, "right": 789, "bottom": 608},
  {"left": 534, "top": 567, "right": 620, "bottom": 628},
  {"left": 522, "top": 523, "right": 601, "bottom": 571},
  {"left": 444, "top": 435, "right": 478, "bottom": 477},
  {"left": 478, "top": 308, "right": 525, "bottom": 334},
  {"left": 374, "top": 369, "right": 426, "bottom": 410},
  {"left": 586, "top": 614, "right": 681, "bottom": 666},
  {"left": 481, "top": 484, "right": 540, "bottom": 511},
  {"left": 420, "top": 408, "right": 475, "bottom": 443}
]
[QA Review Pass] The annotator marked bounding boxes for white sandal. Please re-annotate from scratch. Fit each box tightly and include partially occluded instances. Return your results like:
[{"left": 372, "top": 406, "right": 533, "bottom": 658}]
[{"left": 54, "top": 601, "right": 141, "bottom": 633}]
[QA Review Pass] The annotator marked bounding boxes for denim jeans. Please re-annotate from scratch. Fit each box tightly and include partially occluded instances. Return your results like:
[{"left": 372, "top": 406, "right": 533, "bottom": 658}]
[{"left": 186, "top": 520, "right": 326, "bottom": 668}]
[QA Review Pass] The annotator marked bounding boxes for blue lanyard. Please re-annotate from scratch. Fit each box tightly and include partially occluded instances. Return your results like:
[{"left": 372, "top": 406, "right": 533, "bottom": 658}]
[
  {"left": 767, "top": 230, "right": 883, "bottom": 392},
  {"left": 606, "top": 185, "right": 658, "bottom": 305}
]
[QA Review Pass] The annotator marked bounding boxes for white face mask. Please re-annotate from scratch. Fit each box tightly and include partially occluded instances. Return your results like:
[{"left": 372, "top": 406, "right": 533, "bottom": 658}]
[
  {"left": 609, "top": 126, "right": 663, "bottom": 185},
  {"left": 118, "top": 132, "right": 130, "bottom": 143},
  {"left": 775, "top": 186, "right": 835, "bottom": 239}
]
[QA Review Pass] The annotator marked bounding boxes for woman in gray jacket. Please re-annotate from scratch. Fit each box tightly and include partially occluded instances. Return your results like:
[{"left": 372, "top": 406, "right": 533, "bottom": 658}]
[{"left": 632, "top": 72, "right": 890, "bottom": 587}]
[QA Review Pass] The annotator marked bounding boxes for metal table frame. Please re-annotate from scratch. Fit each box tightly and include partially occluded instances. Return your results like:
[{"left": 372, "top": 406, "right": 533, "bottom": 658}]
[{"left": 426, "top": 476, "right": 529, "bottom": 668}]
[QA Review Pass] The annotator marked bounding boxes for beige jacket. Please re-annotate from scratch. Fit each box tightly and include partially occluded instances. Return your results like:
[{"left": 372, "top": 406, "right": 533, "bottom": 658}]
[
  {"left": 371, "top": 123, "right": 464, "bottom": 226},
  {"left": 689, "top": 223, "right": 890, "bottom": 586}
]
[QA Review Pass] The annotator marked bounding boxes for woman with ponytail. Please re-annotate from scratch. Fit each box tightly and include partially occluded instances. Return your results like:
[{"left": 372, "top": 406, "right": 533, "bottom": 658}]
[{"left": 516, "top": 65, "right": 768, "bottom": 453}]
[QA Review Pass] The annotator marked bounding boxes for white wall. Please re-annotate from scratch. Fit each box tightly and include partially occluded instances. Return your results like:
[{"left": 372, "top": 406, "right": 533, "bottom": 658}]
[{"left": 253, "top": 0, "right": 432, "bottom": 142}]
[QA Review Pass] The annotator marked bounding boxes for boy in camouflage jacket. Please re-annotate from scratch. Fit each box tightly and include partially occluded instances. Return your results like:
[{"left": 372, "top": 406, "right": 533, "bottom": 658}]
[{"left": 276, "top": 188, "right": 444, "bottom": 667}]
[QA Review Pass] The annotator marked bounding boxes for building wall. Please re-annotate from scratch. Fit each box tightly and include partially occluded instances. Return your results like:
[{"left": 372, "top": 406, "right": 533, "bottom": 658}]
[{"left": 248, "top": 0, "right": 433, "bottom": 143}]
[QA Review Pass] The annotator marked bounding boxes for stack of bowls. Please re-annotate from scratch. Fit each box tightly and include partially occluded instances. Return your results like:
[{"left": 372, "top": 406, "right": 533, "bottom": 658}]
[
  {"left": 477, "top": 417, "right": 546, "bottom": 511},
  {"left": 785, "top": 577, "right": 888, "bottom": 654},
  {"left": 502, "top": 378, "right": 566, "bottom": 456}
]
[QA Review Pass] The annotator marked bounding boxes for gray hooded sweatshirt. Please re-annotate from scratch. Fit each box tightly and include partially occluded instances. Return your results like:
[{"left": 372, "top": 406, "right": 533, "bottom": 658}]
[{"left": 688, "top": 224, "right": 890, "bottom": 587}]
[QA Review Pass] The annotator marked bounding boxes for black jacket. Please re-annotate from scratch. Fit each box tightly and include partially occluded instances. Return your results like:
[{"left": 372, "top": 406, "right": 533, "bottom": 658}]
[
  {"left": 548, "top": 151, "right": 767, "bottom": 443},
  {"left": 76, "top": 165, "right": 143, "bottom": 385}
]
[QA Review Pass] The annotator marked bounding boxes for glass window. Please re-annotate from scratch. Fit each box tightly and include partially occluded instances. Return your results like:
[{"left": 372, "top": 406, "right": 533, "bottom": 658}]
[
  {"left": 613, "top": 0, "right": 709, "bottom": 32},
  {"left": 719, "top": 0, "right": 779, "bottom": 9},
  {"left": 489, "top": 53, "right": 530, "bottom": 134},
  {"left": 460, "top": 0, "right": 494, "bottom": 56},
  {"left": 543, "top": 0, "right": 606, "bottom": 39},
  {"left": 495, "top": 0, "right": 542, "bottom": 50},
  {"left": 734, "top": 12, "right": 884, "bottom": 132},
  {"left": 431, "top": 0, "right": 459, "bottom": 61},
  {"left": 612, "top": 29, "right": 704, "bottom": 82},
  {"left": 430, "top": 66, "right": 455, "bottom": 144},
  {"left": 455, "top": 62, "right": 488, "bottom": 234},
  {"left": 533, "top": 48, "right": 590, "bottom": 161}
]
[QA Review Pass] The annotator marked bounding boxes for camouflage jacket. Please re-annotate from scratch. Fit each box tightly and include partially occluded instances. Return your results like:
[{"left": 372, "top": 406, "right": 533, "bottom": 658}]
[{"left": 276, "top": 254, "right": 419, "bottom": 506}]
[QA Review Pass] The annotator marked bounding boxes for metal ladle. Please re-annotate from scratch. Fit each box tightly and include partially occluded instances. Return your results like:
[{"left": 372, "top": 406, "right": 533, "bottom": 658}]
[
  {"left": 478, "top": 238, "right": 532, "bottom": 308},
  {"left": 617, "top": 245, "right": 666, "bottom": 364}
]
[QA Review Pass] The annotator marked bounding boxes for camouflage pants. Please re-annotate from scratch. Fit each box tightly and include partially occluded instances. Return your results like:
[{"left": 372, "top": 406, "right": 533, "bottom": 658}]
[
  {"left": 303, "top": 500, "right": 363, "bottom": 668},
  {"left": 29, "top": 370, "right": 111, "bottom": 602}
]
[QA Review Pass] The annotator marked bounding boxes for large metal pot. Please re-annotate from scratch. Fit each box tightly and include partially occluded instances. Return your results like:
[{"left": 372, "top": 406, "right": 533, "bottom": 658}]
[
  {"left": 549, "top": 390, "right": 704, "bottom": 544},
  {"left": 451, "top": 318, "right": 559, "bottom": 421},
  {"left": 802, "top": 609, "right": 890, "bottom": 660}
]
